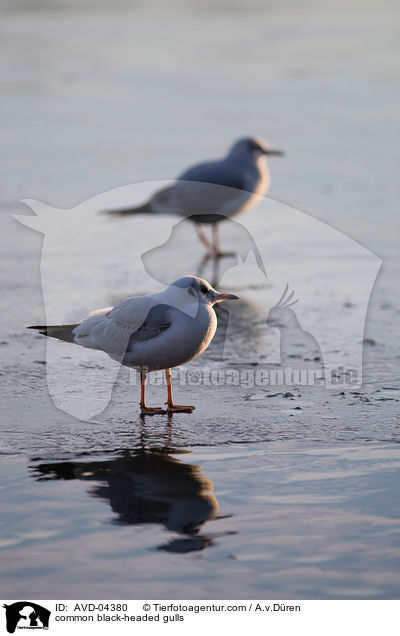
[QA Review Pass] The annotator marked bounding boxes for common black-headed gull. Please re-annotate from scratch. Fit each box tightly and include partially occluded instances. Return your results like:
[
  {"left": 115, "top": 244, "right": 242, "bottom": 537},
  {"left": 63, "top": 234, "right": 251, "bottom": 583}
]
[
  {"left": 105, "top": 136, "right": 283, "bottom": 255},
  {"left": 28, "top": 276, "right": 238, "bottom": 415}
]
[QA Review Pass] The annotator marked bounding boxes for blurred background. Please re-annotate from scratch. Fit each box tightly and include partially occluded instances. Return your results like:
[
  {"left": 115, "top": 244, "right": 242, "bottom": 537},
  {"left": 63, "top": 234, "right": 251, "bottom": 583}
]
[{"left": 1, "top": 0, "right": 399, "bottom": 258}]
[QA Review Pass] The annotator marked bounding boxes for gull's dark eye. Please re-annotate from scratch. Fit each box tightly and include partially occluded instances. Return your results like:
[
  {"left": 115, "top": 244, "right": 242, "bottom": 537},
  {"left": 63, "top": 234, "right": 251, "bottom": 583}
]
[{"left": 200, "top": 284, "right": 208, "bottom": 294}]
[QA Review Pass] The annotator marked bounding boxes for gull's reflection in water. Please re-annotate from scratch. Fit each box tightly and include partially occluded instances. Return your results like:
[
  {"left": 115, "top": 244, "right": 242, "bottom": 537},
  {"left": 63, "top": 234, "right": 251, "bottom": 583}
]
[{"left": 30, "top": 447, "right": 230, "bottom": 553}]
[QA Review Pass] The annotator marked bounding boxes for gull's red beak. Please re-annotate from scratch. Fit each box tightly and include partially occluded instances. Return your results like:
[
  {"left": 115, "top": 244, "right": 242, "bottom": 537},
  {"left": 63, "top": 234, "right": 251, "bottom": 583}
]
[
  {"left": 264, "top": 148, "right": 284, "bottom": 156},
  {"left": 214, "top": 292, "right": 239, "bottom": 302}
]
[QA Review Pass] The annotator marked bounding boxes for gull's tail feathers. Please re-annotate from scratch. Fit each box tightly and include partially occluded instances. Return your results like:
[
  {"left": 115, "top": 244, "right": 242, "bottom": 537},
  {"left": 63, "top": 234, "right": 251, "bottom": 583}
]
[
  {"left": 102, "top": 202, "right": 152, "bottom": 217},
  {"left": 27, "top": 324, "right": 80, "bottom": 343}
]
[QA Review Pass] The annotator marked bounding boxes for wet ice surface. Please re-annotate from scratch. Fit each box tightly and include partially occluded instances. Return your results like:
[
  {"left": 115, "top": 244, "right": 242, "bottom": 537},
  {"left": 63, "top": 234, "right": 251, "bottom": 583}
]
[
  {"left": 1, "top": 212, "right": 399, "bottom": 600},
  {"left": 1, "top": 0, "right": 400, "bottom": 600}
]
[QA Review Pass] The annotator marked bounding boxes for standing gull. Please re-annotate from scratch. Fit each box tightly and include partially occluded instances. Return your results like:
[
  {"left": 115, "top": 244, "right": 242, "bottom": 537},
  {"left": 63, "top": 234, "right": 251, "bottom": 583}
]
[
  {"left": 28, "top": 276, "right": 238, "bottom": 415},
  {"left": 105, "top": 136, "right": 283, "bottom": 255}
]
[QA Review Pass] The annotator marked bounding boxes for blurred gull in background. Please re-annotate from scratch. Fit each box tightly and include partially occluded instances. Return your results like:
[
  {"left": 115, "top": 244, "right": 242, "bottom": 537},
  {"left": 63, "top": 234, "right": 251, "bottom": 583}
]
[{"left": 104, "top": 136, "right": 283, "bottom": 255}]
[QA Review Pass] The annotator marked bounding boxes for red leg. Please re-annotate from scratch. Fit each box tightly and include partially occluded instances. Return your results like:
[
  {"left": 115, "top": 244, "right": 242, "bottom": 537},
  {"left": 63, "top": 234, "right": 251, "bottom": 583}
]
[
  {"left": 195, "top": 223, "right": 213, "bottom": 250},
  {"left": 139, "top": 369, "right": 166, "bottom": 415},
  {"left": 211, "top": 223, "right": 235, "bottom": 257},
  {"left": 165, "top": 368, "right": 195, "bottom": 413}
]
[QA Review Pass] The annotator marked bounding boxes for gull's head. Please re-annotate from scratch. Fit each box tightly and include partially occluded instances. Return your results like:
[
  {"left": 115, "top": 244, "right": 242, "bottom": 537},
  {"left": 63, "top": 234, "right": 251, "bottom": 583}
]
[
  {"left": 228, "top": 136, "right": 284, "bottom": 162},
  {"left": 169, "top": 276, "right": 239, "bottom": 305}
]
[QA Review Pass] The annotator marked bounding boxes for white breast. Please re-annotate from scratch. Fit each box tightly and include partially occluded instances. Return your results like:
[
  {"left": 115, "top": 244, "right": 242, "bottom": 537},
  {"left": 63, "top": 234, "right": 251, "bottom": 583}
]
[{"left": 122, "top": 303, "right": 217, "bottom": 371}]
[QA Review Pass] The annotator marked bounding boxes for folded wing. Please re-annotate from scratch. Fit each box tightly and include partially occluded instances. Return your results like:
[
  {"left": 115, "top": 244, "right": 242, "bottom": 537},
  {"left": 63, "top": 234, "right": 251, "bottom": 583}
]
[
  {"left": 72, "top": 295, "right": 162, "bottom": 355},
  {"left": 149, "top": 162, "right": 254, "bottom": 219}
]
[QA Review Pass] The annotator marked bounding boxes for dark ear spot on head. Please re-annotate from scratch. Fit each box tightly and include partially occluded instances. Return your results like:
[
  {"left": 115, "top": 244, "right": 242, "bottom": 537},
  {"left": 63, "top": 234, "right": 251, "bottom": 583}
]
[{"left": 188, "top": 287, "right": 196, "bottom": 297}]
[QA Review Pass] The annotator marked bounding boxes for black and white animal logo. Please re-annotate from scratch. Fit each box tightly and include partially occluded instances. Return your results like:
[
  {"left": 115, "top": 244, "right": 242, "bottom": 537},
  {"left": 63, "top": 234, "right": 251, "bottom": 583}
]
[{"left": 3, "top": 602, "right": 50, "bottom": 634}]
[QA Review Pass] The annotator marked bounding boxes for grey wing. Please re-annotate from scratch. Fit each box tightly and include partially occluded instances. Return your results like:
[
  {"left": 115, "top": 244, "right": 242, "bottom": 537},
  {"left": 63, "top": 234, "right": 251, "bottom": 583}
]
[
  {"left": 150, "top": 160, "right": 256, "bottom": 221},
  {"left": 179, "top": 159, "right": 250, "bottom": 190},
  {"left": 124, "top": 304, "right": 172, "bottom": 354}
]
